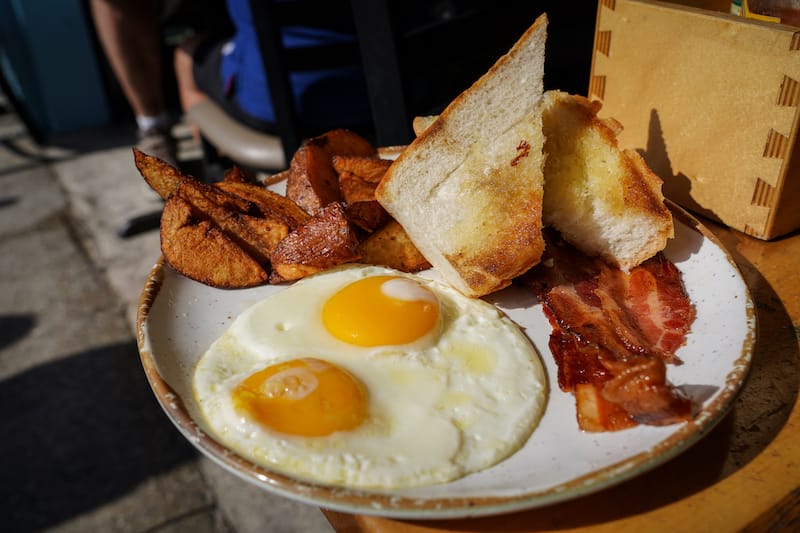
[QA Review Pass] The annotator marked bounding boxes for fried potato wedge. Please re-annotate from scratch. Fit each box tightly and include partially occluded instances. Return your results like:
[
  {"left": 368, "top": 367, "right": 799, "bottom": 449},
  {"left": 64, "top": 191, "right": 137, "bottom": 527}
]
[
  {"left": 358, "top": 220, "right": 431, "bottom": 273},
  {"left": 138, "top": 128, "right": 429, "bottom": 288},
  {"left": 270, "top": 202, "right": 361, "bottom": 283},
  {"left": 160, "top": 195, "right": 268, "bottom": 288},
  {"left": 338, "top": 171, "right": 379, "bottom": 204},
  {"left": 286, "top": 129, "right": 377, "bottom": 214},
  {"left": 134, "top": 148, "right": 255, "bottom": 215},
  {"left": 222, "top": 166, "right": 256, "bottom": 184},
  {"left": 338, "top": 168, "right": 389, "bottom": 232},
  {"left": 332, "top": 156, "right": 392, "bottom": 183},
  {"left": 239, "top": 214, "right": 290, "bottom": 253},
  {"left": 133, "top": 147, "right": 186, "bottom": 200},
  {"left": 319, "top": 128, "right": 378, "bottom": 158},
  {"left": 178, "top": 174, "right": 254, "bottom": 214},
  {"left": 173, "top": 181, "right": 273, "bottom": 265},
  {"left": 346, "top": 201, "right": 390, "bottom": 233},
  {"left": 286, "top": 141, "right": 342, "bottom": 214},
  {"left": 215, "top": 181, "right": 310, "bottom": 231}
]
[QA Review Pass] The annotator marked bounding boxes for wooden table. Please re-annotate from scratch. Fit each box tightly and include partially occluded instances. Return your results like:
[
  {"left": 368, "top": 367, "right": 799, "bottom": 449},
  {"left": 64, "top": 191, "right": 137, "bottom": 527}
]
[{"left": 323, "top": 219, "right": 800, "bottom": 532}]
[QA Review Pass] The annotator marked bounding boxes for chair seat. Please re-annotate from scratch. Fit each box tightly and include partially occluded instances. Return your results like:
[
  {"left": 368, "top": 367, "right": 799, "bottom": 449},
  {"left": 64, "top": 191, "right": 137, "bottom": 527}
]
[{"left": 187, "top": 99, "right": 287, "bottom": 170}]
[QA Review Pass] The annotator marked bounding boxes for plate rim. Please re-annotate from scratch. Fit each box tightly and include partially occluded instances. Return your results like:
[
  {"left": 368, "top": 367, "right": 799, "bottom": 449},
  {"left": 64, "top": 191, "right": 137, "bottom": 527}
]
[{"left": 135, "top": 202, "right": 756, "bottom": 519}]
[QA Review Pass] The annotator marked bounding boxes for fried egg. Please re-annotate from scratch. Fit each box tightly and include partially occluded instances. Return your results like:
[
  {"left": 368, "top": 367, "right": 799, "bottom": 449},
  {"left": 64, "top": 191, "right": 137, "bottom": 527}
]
[{"left": 193, "top": 265, "right": 546, "bottom": 489}]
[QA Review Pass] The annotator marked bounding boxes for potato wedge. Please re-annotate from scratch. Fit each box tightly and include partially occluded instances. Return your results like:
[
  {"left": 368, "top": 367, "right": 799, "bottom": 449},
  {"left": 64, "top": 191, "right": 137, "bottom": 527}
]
[
  {"left": 286, "top": 141, "right": 341, "bottom": 214},
  {"left": 239, "top": 214, "right": 290, "bottom": 254},
  {"left": 134, "top": 147, "right": 255, "bottom": 215},
  {"left": 270, "top": 202, "right": 361, "bottom": 283},
  {"left": 222, "top": 166, "right": 256, "bottom": 184},
  {"left": 215, "top": 181, "right": 310, "bottom": 231},
  {"left": 160, "top": 195, "right": 268, "bottom": 288},
  {"left": 319, "top": 128, "right": 378, "bottom": 158},
  {"left": 345, "top": 201, "right": 389, "bottom": 233},
  {"left": 358, "top": 220, "right": 431, "bottom": 272},
  {"left": 338, "top": 168, "right": 389, "bottom": 232},
  {"left": 174, "top": 181, "right": 272, "bottom": 265},
  {"left": 332, "top": 156, "right": 392, "bottom": 183},
  {"left": 286, "top": 129, "right": 377, "bottom": 214},
  {"left": 338, "top": 171, "right": 379, "bottom": 204},
  {"left": 133, "top": 147, "right": 186, "bottom": 200}
]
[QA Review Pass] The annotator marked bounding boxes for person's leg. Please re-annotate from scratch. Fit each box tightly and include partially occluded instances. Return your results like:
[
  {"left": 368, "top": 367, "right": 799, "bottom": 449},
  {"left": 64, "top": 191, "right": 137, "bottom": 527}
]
[
  {"left": 90, "top": 0, "right": 175, "bottom": 162},
  {"left": 175, "top": 34, "right": 279, "bottom": 140},
  {"left": 173, "top": 34, "right": 210, "bottom": 141}
]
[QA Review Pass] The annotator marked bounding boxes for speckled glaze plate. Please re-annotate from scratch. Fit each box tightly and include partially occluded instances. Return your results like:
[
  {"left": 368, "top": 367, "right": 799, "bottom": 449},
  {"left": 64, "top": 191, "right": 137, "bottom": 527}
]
[{"left": 136, "top": 203, "right": 755, "bottom": 519}]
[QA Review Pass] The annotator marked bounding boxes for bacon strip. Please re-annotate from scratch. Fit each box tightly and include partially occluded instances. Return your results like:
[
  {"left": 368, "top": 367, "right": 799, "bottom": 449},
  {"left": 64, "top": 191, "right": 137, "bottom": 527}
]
[
  {"left": 627, "top": 254, "right": 696, "bottom": 359},
  {"left": 522, "top": 231, "right": 696, "bottom": 431}
]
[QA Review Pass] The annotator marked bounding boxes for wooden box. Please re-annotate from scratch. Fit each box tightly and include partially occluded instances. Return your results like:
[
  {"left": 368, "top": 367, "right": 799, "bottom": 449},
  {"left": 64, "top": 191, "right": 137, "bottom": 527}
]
[{"left": 589, "top": 0, "right": 800, "bottom": 239}]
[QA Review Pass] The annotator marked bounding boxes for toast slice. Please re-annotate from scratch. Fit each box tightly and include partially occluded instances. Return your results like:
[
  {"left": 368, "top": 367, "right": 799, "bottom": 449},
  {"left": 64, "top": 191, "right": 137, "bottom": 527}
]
[
  {"left": 540, "top": 91, "right": 673, "bottom": 271},
  {"left": 375, "top": 14, "right": 549, "bottom": 297}
]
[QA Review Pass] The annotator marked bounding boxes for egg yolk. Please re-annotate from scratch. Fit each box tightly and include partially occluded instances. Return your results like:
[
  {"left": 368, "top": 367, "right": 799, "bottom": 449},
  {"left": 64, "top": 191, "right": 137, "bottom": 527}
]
[
  {"left": 322, "top": 276, "right": 440, "bottom": 347},
  {"left": 232, "top": 358, "right": 366, "bottom": 437}
]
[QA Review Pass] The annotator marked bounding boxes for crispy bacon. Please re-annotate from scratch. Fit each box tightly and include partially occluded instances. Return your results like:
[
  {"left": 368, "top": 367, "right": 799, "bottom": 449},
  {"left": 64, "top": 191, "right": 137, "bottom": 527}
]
[
  {"left": 599, "top": 352, "right": 693, "bottom": 426},
  {"left": 521, "top": 230, "right": 696, "bottom": 431},
  {"left": 627, "top": 254, "right": 696, "bottom": 359},
  {"left": 546, "top": 320, "right": 612, "bottom": 391}
]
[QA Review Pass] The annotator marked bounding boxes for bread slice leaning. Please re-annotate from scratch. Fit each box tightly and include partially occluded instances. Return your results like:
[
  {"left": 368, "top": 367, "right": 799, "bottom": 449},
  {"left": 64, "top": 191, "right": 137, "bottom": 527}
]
[
  {"left": 541, "top": 91, "right": 674, "bottom": 271},
  {"left": 375, "top": 14, "right": 549, "bottom": 297}
]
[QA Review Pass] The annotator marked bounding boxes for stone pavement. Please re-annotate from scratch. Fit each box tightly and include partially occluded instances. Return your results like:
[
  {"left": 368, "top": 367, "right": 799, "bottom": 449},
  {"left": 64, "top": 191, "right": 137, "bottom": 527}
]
[{"left": 0, "top": 98, "right": 334, "bottom": 532}]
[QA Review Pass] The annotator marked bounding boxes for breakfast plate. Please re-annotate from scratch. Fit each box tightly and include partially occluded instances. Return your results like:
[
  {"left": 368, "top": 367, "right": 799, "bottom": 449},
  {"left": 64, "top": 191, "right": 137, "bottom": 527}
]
[{"left": 137, "top": 204, "right": 754, "bottom": 519}]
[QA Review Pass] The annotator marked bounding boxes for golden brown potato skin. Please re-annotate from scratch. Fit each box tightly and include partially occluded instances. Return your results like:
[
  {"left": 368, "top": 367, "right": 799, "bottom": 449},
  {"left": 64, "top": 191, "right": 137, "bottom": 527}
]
[
  {"left": 359, "top": 220, "right": 431, "bottom": 273},
  {"left": 338, "top": 173, "right": 387, "bottom": 232},
  {"left": 215, "top": 181, "right": 310, "bottom": 231},
  {"left": 270, "top": 203, "right": 361, "bottom": 283},
  {"left": 135, "top": 149, "right": 275, "bottom": 288},
  {"left": 286, "top": 129, "right": 377, "bottom": 214},
  {"left": 134, "top": 148, "right": 254, "bottom": 212},
  {"left": 160, "top": 196, "right": 269, "bottom": 289},
  {"left": 338, "top": 170, "right": 381, "bottom": 204},
  {"left": 332, "top": 155, "right": 392, "bottom": 184},
  {"left": 133, "top": 130, "right": 430, "bottom": 289},
  {"left": 336, "top": 156, "right": 392, "bottom": 233},
  {"left": 172, "top": 181, "right": 274, "bottom": 265},
  {"left": 221, "top": 165, "right": 255, "bottom": 184},
  {"left": 134, "top": 147, "right": 185, "bottom": 200}
]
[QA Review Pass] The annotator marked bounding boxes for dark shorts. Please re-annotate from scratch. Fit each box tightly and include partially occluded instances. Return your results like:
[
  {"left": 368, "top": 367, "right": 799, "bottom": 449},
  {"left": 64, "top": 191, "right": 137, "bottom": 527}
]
[{"left": 192, "top": 38, "right": 277, "bottom": 134}]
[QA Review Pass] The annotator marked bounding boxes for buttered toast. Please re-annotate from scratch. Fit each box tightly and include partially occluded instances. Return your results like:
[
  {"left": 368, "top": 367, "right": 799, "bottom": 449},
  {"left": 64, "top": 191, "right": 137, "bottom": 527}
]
[
  {"left": 541, "top": 91, "right": 673, "bottom": 271},
  {"left": 375, "top": 14, "right": 549, "bottom": 297}
]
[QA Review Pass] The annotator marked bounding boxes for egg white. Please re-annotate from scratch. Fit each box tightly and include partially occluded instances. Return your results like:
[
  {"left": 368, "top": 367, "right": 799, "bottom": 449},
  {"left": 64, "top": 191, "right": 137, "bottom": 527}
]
[{"left": 193, "top": 265, "right": 547, "bottom": 489}]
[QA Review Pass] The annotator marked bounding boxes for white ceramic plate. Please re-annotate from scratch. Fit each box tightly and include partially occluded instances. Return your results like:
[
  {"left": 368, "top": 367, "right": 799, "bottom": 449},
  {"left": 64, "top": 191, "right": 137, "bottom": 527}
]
[{"left": 136, "top": 204, "right": 755, "bottom": 519}]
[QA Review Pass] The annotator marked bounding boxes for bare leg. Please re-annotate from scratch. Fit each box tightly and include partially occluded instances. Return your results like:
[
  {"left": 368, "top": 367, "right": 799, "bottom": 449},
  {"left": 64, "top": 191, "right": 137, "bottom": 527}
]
[
  {"left": 90, "top": 0, "right": 177, "bottom": 165},
  {"left": 90, "top": 0, "right": 166, "bottom": 120},
  {"left": 173, "top": 34, "right": 209, "bottom": 141}
]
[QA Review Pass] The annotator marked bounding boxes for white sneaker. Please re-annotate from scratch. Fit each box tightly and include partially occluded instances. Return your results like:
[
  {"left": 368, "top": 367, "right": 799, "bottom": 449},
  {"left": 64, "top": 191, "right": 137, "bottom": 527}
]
[{"left": 136, "top": 126, "right": 177, "bottom": 167}]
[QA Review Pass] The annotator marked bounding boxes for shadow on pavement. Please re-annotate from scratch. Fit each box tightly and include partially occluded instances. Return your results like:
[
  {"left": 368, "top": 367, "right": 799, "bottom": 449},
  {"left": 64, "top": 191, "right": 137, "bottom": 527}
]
[
  {"left": 1, "top": 340, "right": 198, "bottom": 531},
  {"left": 0, "top": 314, "right": 35, "bottom": 350}
]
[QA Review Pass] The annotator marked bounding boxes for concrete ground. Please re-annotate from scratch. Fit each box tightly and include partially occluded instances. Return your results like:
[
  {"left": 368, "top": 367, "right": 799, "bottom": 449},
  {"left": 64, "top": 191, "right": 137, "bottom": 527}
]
[{"left": 0, "top": 96, "right": 334, "bottom": 532}]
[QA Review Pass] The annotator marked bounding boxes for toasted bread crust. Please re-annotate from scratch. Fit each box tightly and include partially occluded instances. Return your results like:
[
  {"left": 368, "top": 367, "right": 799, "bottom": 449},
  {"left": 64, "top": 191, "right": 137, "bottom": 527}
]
[{"left": 621, "top": 148, "right": 674, "bottom": 227}]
